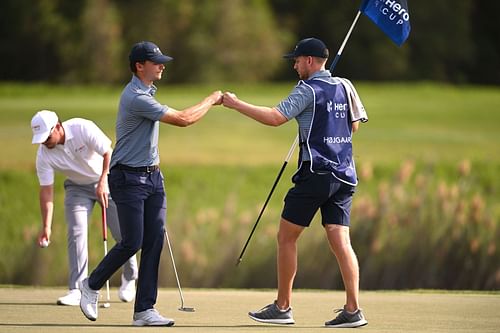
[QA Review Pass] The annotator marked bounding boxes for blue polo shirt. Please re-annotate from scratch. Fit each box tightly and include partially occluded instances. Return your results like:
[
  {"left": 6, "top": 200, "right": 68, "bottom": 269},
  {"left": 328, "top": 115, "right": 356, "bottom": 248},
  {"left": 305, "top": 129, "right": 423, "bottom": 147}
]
[{"left": 110, "top": 75, "right": 168, "bottom": 168}]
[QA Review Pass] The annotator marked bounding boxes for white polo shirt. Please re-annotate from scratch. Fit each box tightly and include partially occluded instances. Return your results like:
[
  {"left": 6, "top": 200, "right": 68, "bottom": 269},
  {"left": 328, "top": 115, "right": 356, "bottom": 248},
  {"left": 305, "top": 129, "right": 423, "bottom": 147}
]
[{"left": 36, "top": 118, "right": 112, "bottom": 186}]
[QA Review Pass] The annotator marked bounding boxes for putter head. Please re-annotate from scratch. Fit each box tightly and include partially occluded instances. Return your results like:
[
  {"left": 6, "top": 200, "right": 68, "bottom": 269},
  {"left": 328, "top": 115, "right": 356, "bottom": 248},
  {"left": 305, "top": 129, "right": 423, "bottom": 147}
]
[{"left": 179, "top": 306, "right": 195, "bottom": 312}]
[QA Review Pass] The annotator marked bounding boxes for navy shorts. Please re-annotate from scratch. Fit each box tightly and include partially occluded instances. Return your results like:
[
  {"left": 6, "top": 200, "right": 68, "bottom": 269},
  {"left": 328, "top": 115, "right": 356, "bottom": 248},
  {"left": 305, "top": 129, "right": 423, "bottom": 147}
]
[{"left": 282, "top": 163, "right": 356, "bottom": 227}]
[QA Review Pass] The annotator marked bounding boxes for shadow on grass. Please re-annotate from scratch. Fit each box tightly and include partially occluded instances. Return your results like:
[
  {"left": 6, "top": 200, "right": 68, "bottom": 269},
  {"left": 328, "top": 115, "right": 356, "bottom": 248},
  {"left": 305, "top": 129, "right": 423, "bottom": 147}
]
[
  {"left": 0, "top": 302, "right": 60, "bottom": 306},
  {"left": 0, "top": 323, "right": 130, "bottom": 328},
  {"left": 0, "top": 323, "right": 321, "bottom": 329}
]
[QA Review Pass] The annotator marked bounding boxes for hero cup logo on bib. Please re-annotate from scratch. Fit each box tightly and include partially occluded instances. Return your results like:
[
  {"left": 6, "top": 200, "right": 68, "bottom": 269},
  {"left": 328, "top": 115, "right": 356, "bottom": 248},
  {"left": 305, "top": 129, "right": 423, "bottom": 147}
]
[{"left": 326, "top": 101, "right": 348, "bottom": 119}]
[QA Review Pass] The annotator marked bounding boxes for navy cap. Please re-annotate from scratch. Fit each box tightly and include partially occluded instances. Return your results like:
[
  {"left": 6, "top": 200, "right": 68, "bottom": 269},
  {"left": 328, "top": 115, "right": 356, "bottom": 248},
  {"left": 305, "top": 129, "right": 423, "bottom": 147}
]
[
  {"left": 283, "top": 38, "right": 329, "bottom": 59},
  {"left": 129, "top": 41, "right": 173, "bottom": 64}
]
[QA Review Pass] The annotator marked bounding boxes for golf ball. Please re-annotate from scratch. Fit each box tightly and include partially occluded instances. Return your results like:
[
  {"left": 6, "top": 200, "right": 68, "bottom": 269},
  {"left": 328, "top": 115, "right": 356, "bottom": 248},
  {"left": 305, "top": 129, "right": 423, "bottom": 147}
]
[{"left": 40, "top": 239, "right": 50, "bottom": 248}]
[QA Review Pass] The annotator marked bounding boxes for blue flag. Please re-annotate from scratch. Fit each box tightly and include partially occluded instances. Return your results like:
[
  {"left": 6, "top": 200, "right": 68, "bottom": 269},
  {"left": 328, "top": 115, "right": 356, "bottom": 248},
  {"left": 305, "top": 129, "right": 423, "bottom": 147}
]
[{"left": 360, "top": 0, "right": 411, "bottom": 46}]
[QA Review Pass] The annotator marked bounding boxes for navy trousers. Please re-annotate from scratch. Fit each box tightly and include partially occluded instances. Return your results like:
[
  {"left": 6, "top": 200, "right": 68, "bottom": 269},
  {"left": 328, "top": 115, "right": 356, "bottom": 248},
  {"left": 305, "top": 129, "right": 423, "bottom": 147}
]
[{"left": 88, "top": 168, "right": 166, "bottom": 313}]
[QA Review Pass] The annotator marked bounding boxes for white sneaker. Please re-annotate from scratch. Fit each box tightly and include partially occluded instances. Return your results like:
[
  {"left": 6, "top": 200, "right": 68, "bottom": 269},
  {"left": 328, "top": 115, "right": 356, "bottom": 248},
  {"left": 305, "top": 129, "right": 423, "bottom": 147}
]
[
  {"left": 57, "top": 289, "right": 81, "bottom": 306},
  {"left": 132, "top": 309, "right": 175, "bottom": 326},
  {"left": 79, "top": 278, "right": 99, "bottom": 321},
  {"left": 118, "top": 275, "right": 136, "bottom": 302}
]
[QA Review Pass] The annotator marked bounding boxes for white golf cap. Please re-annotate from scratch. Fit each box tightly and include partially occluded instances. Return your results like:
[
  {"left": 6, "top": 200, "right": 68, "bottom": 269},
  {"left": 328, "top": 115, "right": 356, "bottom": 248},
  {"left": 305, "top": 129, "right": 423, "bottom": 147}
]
[{"left": 31, "top": 110, "right": 58, "bottom": 144}]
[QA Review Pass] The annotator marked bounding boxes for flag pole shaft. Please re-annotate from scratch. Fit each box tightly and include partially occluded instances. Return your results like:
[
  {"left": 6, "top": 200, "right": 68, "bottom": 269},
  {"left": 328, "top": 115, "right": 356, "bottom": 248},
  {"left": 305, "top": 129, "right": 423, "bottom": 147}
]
[
  {"left": 236, "top": 135, "right": 299, "bottom": 265},
  {"left": 329, "top": 10, "right": 362, "bottom": 73}
]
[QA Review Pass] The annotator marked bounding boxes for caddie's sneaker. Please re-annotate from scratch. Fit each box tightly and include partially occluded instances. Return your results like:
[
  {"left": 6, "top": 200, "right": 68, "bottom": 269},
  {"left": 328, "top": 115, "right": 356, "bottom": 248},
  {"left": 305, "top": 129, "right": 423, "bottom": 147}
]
[
  {"left": 132, "top": 309, "right": 175, "bottom": 326},
  {"left": 248, "top": 301, "right": 295, "bottom": 325},
  {"left": 325, "top": 306, "right": 368, "bottom": 328},
  {"left": 118, "top": 275, "right": 136, "bottom": 302},
  {"left": 57, "top": 289, "right": 81, "bottom": 306},
  {"left": 79, "top": 278, "right": 99, "bottom": 321}
]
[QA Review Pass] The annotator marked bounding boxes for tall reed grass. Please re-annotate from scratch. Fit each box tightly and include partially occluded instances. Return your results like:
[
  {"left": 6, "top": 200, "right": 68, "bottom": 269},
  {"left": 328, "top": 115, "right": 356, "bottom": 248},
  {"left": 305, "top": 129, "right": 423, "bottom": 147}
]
[{"left": 1, "top": 159, "right": 498, "bottom": 290}]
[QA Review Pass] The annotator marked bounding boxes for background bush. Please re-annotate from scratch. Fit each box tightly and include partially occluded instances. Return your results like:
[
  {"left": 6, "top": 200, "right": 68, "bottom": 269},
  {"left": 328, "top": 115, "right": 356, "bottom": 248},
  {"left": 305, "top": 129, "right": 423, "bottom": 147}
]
[
  {"left": 0, "top": 0, "right": 499, "bottom": 84},
  {"left": 1, "top": 161, "right": 498, "bottom": 289}
]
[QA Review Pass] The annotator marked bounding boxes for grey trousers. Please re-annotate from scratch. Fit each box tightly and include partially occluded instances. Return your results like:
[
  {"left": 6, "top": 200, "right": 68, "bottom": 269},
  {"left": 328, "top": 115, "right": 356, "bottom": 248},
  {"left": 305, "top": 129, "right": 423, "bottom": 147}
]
[{"left": 64, "top": 179, "right": 138, "bottom": 290}]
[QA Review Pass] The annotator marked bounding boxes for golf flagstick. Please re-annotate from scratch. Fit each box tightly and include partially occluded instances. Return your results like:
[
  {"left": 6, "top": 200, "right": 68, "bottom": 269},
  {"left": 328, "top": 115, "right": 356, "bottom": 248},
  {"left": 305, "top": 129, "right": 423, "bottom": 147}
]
[
  {"left": 329, "top": 10, "right": 362, "bottom": 73},
  {"left": 100, "top": 205, "right": 111, "bottom": 308},
  {"left": 236, "top": 10, "right": 364, "bottom": 266},
  {"left": 236, "top": 135, "right": 299, "bottom": 265}
]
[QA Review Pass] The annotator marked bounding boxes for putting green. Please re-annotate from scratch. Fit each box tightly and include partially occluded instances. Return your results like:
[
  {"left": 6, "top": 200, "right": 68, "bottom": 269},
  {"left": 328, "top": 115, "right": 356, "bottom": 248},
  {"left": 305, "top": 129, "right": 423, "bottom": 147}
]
[{"left": 0, "top": 287, "right": 498, "bottom": 332}]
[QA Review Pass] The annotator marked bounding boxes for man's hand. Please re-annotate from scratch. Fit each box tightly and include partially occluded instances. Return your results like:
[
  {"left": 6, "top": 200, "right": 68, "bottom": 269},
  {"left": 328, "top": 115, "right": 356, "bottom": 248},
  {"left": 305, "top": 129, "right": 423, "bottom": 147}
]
[
  {"left": 38, "top": 228, "right": 51, "bottom": 247},
  {"left": 221, "top": 91, "right": 287, "bottom": 126},
  {"left": 209, "top": 90, "right": 224, "bottom": 105},
  {"left": 222, "top": 92, "right": 239, "bottom": 109},
  {"left": 96, "top": 180, "right": 109, "bottom": 208}
]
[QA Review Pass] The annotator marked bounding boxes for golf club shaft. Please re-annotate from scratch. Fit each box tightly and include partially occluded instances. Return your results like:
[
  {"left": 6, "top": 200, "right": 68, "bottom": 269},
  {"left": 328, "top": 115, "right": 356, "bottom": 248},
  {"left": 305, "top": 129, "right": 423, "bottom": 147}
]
[
  {"left": 236, "top": 135, "right": 299, "bottom": 265},
  {"left": 101, "top": 205, "right": 110, "bottom": 303},
  {"left": 164, "top": 227, "right": 186, "bottom": 307}
]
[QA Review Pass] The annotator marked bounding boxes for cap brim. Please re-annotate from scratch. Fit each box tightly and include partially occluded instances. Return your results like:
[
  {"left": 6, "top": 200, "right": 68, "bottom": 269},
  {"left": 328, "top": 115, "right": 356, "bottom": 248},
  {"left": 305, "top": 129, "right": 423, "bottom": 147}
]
[
  {"left": 32, "top": 131, "right": 50, "bottom": 144},
  {"left": 283, "top": 52, "right": 297, "bottom": 59},
  {"left": 150, "top": 54, "right": 173, "bottom": 64}
]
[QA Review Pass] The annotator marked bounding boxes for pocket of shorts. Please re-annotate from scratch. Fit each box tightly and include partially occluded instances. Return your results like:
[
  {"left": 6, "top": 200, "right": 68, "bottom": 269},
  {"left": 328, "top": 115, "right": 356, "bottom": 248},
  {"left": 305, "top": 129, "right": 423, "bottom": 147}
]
[
  {"left": 292, "top": 166, "right": 313, "bottom": 183},
  {"left": 341, "top": 182, "right": 356, "bottom": 196}
]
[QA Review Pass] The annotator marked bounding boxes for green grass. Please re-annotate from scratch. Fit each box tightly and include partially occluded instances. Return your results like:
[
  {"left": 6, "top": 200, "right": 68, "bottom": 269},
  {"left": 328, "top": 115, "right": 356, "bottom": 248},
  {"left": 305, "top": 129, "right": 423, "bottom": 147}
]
[
  {"left": 0, "top": 287, "right": 499, "bottom": 332},
  {"left": 0, "top": 82, "right": 499, "bottom": 290},
  {"left": 1, "top": 82, "right": 499, "bottom": 169}
]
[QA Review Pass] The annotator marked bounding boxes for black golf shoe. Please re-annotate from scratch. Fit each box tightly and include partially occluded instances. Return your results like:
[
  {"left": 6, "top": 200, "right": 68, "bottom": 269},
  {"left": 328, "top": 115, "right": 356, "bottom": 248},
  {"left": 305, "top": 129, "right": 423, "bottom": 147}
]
[
  {"left": 248, "top": 301, "right": 295, "bottom": 325},
  {"left": 325, "top": 306, "right": 368, "bottom": 328}
]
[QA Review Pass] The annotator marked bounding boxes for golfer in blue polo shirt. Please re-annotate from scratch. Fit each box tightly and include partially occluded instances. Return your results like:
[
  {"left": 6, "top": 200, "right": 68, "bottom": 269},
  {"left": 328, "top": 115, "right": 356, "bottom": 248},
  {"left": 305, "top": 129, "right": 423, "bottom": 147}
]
[
  {"left": 223, "top": 37, "right": 368, "bottom": 328},
  {"left": 79, "top": 41, "right": 223, "bottom": 326}
]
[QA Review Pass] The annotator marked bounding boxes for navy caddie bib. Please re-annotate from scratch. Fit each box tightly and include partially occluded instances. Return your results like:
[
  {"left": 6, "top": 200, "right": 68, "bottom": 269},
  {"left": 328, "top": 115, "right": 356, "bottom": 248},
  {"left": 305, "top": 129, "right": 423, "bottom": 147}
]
[{"left": 299, "top": 78, "right": 358, "bottom": 186}]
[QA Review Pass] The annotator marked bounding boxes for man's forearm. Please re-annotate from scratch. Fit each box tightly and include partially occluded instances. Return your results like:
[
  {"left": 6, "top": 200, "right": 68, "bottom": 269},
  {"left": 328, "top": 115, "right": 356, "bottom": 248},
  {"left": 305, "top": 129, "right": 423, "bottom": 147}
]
[
  {"left": 178, "top": 97, "right": 215, "bottom": 125},
  {"left": 232, "top": 102, "right": 286, "bottom": 126},
  {"left": 99, "top": 150, "right": 112, "bottom": 182},
  {"left": 39, "top": 186, "right": 54, "bottom": 232}
]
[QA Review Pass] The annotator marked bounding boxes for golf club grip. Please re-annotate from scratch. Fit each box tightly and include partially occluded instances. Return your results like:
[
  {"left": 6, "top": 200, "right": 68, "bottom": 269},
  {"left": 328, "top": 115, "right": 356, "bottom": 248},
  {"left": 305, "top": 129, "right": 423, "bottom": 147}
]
[{"left": 101, "top": 205, "right": 108, "bottom": 241}]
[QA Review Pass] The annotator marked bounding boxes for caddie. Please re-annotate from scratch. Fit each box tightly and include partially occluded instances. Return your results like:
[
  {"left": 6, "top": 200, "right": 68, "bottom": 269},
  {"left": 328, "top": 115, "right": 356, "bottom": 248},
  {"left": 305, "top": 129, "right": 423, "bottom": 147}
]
[{"left": 223, "top": 37, "right": 368, "bottom": 328}]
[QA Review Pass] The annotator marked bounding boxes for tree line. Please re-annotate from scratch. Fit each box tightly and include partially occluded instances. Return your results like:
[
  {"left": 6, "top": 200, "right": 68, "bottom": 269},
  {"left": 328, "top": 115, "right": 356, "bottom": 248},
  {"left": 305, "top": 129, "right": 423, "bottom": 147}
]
[{"left": 0, "top": 0, "right": 498, "bottom": 84}]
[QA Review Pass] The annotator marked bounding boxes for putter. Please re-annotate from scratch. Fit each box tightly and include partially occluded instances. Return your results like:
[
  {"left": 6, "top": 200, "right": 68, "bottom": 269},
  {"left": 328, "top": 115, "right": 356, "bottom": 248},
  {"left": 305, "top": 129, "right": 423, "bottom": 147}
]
[
  {"left": 100, "top": 205, "right": 111, "bottom": 308},
  {"left": 164, "top": 227, "right": 195, "bottom": 312}
]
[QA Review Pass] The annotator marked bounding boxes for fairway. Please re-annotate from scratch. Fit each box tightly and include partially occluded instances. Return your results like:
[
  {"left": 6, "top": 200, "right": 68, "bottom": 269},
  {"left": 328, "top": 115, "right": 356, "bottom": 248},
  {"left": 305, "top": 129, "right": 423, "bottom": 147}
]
[{"left": 0, "top": 287, "right": 498, "bottom": 332}]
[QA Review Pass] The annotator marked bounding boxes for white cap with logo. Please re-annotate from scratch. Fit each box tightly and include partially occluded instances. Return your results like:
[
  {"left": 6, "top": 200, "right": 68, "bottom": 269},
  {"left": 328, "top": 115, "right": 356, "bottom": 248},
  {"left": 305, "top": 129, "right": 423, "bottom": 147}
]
[{"left": 31, "top": 110, "right": 58, "bottom": 144}]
